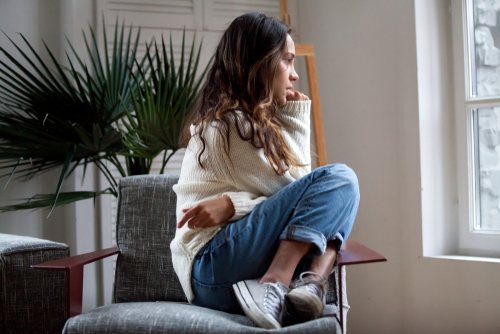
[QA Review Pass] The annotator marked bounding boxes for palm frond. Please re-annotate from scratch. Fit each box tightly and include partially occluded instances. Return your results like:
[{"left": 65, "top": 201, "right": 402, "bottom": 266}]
[
  {"left": 0, "top": 188, "right": 115, "bottom": 214},
  {"left": 0, "top": 18, "right": 144, "bottom": 212},
  {"left": 117, "top": 28, "right": 213, "bottom": 175}
]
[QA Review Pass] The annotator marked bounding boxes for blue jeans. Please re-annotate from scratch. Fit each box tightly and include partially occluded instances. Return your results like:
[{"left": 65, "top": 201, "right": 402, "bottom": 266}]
[{"left": 191, "top": 163, "right": 360, "bottom": 314}]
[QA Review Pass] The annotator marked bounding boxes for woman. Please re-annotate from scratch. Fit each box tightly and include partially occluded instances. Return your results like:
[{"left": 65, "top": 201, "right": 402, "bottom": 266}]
[{"left": 170, "top": 12, "right": 360, "bottom": 330}]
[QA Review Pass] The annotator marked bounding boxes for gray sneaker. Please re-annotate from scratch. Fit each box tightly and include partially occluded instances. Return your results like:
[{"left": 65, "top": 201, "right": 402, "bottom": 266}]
[
  {"left": 233, "top": 279, "right": 289, "bottom": 329},
  {"left": 286, "top": 271, "right": 328, "bottom": 321}
]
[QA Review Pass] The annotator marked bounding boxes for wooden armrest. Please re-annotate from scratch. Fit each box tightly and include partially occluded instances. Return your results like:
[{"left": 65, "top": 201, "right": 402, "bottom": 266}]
[
  {"left": 32, "top": 246, "right": 120, "bottom": 319},
  {"left": 337, "top": 240, "right": 387, "bottom": 266},
  {"left": 33, "top": 246, "right": 120, "bottom": 270}
]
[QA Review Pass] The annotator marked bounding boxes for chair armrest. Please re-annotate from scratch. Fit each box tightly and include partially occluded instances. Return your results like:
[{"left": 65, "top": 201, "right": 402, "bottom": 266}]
[
  {"left": 337, "top": 241, "right": 387, "bottom": 266},
  {"left": 32, "top": 246, "right": 120, "bottom": 319}
]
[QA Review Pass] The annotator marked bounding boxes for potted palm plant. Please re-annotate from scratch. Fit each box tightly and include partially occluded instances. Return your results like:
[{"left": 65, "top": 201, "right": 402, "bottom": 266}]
[{"left": 0, "top": 18, "right": 211, "bottom": 216}]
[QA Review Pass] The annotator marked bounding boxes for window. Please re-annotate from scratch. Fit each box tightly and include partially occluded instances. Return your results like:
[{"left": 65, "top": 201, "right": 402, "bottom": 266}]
[
  {"left": 452, "top": 0, "right": 500, "bottom": 257},
  {"left": 466, "top": 0, "right": 500, "bottom": 232},
  {"left": 416, "top": 0, "right": 500, "bottom": 260}
]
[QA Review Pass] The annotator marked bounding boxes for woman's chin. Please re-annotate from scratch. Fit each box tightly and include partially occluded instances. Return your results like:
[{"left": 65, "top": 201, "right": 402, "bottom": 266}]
[{"left": 277, "top": 98, "right": 287, "bottom": 107}]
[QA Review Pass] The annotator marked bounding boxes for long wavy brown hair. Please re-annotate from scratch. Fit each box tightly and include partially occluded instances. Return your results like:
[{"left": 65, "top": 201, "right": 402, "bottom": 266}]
[{"left": 180, "top": 12, "right": 308, "bottom": 176}]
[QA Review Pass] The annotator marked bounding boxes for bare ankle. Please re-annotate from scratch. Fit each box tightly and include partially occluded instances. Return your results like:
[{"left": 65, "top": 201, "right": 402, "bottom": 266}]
[
  {"left": 259, "top": 275, "right": 277, "bottom": 284},
  {"left": 259, "top": 274, "right": 289, "bottom": 286}
]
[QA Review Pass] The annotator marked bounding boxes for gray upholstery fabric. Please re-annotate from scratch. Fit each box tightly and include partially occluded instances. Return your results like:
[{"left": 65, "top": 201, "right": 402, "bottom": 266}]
[
  {"left": 63, "top": 302, "right": 342, "bottom": 334},
  {"left": 327, "top": 266, "right": 339, "bottom": 305},
  {"left": 114, "top": 175, "right": 187, "bottom": 303},
  {"left": 0, "top": 233, "right": 69, "bottom": 334}
]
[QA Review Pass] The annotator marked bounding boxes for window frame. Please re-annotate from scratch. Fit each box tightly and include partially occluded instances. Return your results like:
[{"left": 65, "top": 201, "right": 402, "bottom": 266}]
[{"left": 453, "top": 0, "right": 500, "bottom": 257}]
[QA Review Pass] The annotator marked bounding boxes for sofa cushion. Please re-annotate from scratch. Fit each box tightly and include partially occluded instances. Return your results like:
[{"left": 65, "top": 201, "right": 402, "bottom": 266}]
[
  {"left": 62, "top": 302, "right": 341, "bottom": 334},
  {"left": 0, "top": 233, "right": 69, "bottom": 334},
  {"left": 114, "top": 175, "right": 187, "bottom": 303}
]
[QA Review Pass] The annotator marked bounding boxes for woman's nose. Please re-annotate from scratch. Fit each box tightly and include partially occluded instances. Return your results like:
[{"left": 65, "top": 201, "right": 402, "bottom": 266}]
[{"left": 290, "top": 69, "right": 299, "bottom": 82}]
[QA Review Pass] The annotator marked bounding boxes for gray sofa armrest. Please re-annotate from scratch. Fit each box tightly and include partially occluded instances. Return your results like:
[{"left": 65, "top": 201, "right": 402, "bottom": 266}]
[{"left": 0, "top": 233, "right": 69, "bottom": 334}]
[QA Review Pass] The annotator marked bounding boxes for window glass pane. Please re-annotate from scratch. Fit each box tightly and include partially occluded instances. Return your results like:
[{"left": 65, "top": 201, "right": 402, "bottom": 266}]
[
  {"left": 475, "top": 107, "right": 500, "bottom": 231},
  {"left": 470, "top": 0, "right": 500, "bottom": 97}
]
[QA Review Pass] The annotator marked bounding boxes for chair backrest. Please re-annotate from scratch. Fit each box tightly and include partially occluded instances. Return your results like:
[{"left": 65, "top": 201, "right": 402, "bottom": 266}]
[
  {"left": 112, "top": 174, "right": 340, "bottom": 305},
  {"left": 113, "top": 175, "right": 187, "bottom": 303}
]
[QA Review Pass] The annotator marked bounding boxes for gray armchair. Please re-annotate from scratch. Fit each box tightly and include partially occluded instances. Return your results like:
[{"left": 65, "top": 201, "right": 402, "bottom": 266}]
[{"left": 36, "top": 175, "right": 353, "bottom": 333}]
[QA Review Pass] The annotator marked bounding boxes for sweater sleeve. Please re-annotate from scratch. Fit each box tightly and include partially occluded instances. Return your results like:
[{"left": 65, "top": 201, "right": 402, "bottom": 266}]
[
  {"left": 221, "top": 191, "right": 268, "bottom": 222},
  {"left": 275, "top": 100, "right": 312, "bottom": 179}
]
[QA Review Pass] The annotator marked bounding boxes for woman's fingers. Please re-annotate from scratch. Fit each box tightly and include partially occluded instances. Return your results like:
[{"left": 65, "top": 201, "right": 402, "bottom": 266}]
[
  {"left": 179, "top": 206, "right": 210, "bottom": 229},
  {"left": 297, "top": 91, "right": 309, "bottom": 100},
  {"left": 290, "top": 90, "right": 300, "bottom": 100},
  {"left": 188, "top": 213, "right": 203, "bottom": 229},
  {"left": 286, "top": 90, "right": 309, "bottom": 101},
  {"left": 177, "top": 206, "right": 201, "bottom": 228},
  {"left": 190, "top": 212, "right": 216, "bottom": 229}
]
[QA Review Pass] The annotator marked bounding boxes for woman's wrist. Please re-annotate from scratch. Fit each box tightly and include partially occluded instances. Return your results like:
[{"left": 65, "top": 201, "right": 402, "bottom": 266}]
[{"left": 222, "top": 194, "right": 235, "bottom": 221}]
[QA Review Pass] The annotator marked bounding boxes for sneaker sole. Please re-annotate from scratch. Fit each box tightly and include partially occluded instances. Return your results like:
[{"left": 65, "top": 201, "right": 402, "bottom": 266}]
[
  {"left": 232, "top": 281, "right": 282, "bottom": 329},
  {"left": 286, "top": 289, "right": 324, "bottom": 321}
]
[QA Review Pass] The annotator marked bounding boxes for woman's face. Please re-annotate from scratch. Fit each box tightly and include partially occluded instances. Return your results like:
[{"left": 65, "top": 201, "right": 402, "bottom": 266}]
[{"left": 272, "top": 34, "right": 299, "bottom": 107}]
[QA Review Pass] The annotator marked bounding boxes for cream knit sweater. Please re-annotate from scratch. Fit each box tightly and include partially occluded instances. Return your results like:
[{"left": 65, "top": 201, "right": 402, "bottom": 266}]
[{"left": 170, "top": 100, "right": 312, "bottom": 302}]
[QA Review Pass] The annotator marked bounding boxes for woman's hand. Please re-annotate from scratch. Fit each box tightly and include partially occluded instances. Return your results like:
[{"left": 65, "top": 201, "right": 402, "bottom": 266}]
[
  {"left": 286, "top": 89, "right": 310, "bottom": 102},
  {"left": 177, "top": 195, "right": 235, "bottom": 229}
]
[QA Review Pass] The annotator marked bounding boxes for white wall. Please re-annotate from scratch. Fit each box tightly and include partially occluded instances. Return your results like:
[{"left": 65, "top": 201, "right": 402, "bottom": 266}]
[{"left": 299, "top": 0, "right": 500, "bottom": 333}]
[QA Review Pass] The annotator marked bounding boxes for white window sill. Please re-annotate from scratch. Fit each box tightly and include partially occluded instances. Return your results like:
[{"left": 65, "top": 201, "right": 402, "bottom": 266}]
[{"left": 424, "top": 255, "right": 500, "bottom": 264}]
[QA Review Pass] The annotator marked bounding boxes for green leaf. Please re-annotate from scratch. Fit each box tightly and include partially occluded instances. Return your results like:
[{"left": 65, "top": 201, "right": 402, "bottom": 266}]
[
  {"left": 115, "top": 28, "right": 212, "bottom": 174},
  {"left": 93, "top": 124, "right": 103, "bottom": 150},
  {"left": 48, "top": 144, "right": 76, "bottom": 217},
  {"left": 3, "top": 157, "right": 23, "bottom": 189},
  {"left": 0, "top": 188, "right": 115, "bottom": 213}
]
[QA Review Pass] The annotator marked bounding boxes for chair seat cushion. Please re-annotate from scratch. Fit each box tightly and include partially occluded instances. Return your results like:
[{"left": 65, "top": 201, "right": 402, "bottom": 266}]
[{"left": 63, "top": 302, "right": 341, "bottom": 334}]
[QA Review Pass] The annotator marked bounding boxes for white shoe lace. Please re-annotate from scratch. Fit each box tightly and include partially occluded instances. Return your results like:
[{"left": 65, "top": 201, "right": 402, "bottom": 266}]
[
  {"left": 262, "top": 283, "right": 286, "bottom": 320},
  {"left": 291, "top": 271, "right": 327, "bottom": 299}
]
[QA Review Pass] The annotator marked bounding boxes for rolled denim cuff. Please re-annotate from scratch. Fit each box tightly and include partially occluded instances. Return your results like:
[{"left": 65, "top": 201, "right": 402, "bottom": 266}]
[
  {"left": 328, "top": 232, "right": 344, "bottom": 267},
  {"left": 329, "top": 232, "right": 344, "bottom": 252},
  {"left": 279, "top": 225, "right": 327, "bottom": 258}
]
